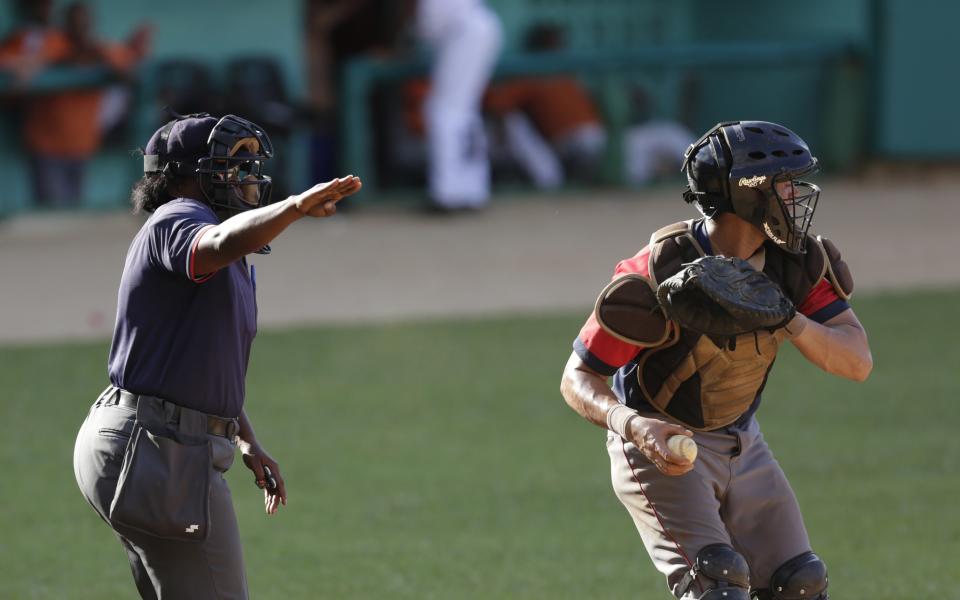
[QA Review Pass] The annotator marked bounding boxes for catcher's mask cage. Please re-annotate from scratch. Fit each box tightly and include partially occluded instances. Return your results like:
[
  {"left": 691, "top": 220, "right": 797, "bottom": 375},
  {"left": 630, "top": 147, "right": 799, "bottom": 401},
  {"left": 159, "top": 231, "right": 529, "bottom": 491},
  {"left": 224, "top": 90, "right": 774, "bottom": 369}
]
[
  {"left": 143, "top": 113, "right": 275, "bottom": 216},
  {"left": 681, "top": 120, "right": 820, "bottom": 254}
]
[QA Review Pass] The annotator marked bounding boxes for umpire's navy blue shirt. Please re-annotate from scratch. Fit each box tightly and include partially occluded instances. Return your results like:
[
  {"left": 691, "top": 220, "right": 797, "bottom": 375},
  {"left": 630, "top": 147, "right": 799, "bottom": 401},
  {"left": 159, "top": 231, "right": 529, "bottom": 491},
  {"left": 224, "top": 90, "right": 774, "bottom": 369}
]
[{"left": 108, "top": 198, "right": 257, "bottom": 417}]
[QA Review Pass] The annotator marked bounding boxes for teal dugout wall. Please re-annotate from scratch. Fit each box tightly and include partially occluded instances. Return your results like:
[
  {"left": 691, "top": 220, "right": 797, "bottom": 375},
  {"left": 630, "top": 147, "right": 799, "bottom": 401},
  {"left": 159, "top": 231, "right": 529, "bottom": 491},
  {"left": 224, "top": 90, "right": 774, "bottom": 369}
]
[
  {"left": 488, "top": 0, "right": 960, "bottom": 158},
  {"left": 488, "top": 0, "right": 870, "bottom": 135},
  {"left": 683, "top": 1, "right": 871, "bottom": 170},
  {"left": 0, "top": 0, "right": 305, "bottom": 214},
  {"left": 874, "top": 0, "right": 960, "bottom": 156}
]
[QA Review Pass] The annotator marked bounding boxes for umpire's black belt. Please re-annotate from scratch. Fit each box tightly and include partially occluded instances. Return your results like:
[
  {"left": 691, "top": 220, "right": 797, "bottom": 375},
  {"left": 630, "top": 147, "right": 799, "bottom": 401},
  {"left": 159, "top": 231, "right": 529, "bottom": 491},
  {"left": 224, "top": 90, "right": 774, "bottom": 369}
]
[{"left": 114, "top": 389, "right": 240, "bottom": 439}]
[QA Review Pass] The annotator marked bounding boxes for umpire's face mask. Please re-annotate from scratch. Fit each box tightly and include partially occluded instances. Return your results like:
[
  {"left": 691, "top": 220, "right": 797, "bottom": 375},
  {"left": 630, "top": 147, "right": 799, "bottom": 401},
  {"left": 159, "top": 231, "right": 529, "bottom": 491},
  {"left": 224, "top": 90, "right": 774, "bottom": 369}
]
[
  {"left": 227, "top": 138, "right": 266, "bottom": 207},
  {"left": 223, "top": 162, "right": 262, "bottom": 207},
  {"left": 205, "top": 160, "right": 271, "bottom": 215}
]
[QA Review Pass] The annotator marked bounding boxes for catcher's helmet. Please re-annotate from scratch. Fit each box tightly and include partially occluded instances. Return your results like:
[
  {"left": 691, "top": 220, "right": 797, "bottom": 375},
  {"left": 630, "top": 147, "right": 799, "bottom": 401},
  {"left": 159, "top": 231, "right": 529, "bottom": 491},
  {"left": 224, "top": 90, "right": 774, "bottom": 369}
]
[
  {"left": 681, "top": 121, "right": 820, "bottom": 254},
  {"left": 143, "top": 112, "right": 274, "bottom": 216}
]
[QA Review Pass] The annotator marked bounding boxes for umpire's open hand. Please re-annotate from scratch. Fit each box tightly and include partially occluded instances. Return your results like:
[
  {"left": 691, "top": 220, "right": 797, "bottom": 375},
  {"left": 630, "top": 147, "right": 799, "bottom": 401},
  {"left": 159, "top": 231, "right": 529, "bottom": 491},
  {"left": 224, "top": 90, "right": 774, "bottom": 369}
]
[
  {"left": 291, "top": 175, "right": 363, "bottom": 217},
  {"left": 240, "top": 442, "right": 287, "bottom": 515},
  {"left": 628, "top": 416, "right": 695, "bottom": 476}
]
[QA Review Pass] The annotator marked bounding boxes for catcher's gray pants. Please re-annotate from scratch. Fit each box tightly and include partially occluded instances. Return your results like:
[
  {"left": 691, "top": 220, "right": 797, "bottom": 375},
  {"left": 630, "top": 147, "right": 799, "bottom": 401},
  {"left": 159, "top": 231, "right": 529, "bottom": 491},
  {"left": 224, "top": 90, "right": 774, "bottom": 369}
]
[
  {"left": 607, "top": 416, "right": 811, "bottom": 599},
  {"left": 73, "top": 387, "right": 248, "bottom": 599}
]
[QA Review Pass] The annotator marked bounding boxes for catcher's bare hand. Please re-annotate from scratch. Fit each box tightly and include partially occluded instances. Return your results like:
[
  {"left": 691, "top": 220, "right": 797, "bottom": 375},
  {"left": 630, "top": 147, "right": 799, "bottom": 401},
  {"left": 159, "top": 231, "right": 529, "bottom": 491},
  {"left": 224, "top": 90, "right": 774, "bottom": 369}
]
[
  {"left": 628, "top": 416, "right": 695, "bottom": 476},
  {"left": 291, "top": 175, "right": 362, "bottom": 217}
]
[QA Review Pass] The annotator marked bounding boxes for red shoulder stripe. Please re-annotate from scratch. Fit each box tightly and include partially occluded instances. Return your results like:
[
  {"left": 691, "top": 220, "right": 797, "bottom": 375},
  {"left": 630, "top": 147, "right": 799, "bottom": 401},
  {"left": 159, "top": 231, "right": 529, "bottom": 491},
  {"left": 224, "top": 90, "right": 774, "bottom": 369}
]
[{"left": 189, "top": 225, "right": 216, "bottom": 283}]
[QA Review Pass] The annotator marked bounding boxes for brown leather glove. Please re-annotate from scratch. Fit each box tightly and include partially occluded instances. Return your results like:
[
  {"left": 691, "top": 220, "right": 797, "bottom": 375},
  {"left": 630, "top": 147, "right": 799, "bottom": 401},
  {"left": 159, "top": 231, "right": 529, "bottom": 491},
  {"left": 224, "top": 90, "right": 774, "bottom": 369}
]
[{"left": 656, "top": 256, "right": 796, "bottom": 337}]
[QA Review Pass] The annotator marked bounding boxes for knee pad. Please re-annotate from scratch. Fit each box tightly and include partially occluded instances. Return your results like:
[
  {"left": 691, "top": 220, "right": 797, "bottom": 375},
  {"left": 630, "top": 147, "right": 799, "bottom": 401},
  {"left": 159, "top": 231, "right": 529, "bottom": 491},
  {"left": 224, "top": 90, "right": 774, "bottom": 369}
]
[
  {"left": 676, "top": 543, "right": 751, "bottom": 599},
  {"left": 699, "top": 588, "right": 750, "bottom": 600},
  {"left": 760, "top": 551, "right": 829, "bottom": 600}
]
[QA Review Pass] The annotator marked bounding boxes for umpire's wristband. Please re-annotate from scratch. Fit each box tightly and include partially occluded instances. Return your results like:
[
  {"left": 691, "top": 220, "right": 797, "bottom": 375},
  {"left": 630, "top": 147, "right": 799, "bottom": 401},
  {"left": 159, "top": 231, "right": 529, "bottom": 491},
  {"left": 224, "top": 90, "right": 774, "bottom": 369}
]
[{"left": 606, "top": 404, "right": 640, "bottom": 440}]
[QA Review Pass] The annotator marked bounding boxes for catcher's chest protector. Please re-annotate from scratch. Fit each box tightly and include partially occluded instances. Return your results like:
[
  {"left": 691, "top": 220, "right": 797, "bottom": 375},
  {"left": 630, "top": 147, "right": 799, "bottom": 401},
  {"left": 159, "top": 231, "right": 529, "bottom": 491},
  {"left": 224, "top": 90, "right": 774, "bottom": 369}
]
[{"left": 640, "top": 220, "right": 827, "bottom": 430}]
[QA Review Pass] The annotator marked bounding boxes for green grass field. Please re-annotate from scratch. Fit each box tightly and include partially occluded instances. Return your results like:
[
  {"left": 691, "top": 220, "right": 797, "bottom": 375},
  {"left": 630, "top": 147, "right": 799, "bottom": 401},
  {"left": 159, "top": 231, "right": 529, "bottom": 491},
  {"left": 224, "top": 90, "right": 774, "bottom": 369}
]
[{"left": 2, "top": 289, "right": 958, "bottom": 599}]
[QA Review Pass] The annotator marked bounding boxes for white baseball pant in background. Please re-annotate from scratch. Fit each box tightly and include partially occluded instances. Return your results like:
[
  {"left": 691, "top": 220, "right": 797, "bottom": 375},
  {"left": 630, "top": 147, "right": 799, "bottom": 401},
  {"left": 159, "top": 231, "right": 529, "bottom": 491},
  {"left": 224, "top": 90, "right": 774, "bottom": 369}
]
[{"left": 417, "top": 0, "right": 503, "bottom": 208}]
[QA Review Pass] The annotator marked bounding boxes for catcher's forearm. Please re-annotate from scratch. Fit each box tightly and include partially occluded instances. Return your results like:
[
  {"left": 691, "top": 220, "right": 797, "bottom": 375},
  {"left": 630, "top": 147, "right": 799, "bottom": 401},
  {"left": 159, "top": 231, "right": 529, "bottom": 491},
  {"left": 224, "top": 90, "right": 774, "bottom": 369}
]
[
  {"left": 560, "top": 352, "right": 624, "bottom": 429},
  {"left": 789, "top": 312, "right": 873, "bottom": 381}
]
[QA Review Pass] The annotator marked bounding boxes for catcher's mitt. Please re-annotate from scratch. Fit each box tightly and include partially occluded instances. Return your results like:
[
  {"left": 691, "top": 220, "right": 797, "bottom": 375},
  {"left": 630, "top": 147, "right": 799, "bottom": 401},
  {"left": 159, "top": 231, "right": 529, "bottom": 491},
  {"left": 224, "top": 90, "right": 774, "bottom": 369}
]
[{"left": 656, "top": 256, "right": 796, "bottom": 337}]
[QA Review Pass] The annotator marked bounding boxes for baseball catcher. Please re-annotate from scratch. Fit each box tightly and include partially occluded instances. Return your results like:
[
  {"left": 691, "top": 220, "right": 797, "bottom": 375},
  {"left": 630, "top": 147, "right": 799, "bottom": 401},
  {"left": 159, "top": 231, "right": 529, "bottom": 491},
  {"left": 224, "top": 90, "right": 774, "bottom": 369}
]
[{"left": 561, "top": 121, "right": 872, "bottom": 599}]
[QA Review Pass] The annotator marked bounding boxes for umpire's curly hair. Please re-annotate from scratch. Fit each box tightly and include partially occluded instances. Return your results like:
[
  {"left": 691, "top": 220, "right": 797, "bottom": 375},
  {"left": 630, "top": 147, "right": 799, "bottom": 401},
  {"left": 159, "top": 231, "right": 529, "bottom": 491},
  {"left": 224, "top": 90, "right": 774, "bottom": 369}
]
[{"left": 130, "top": 171, "right": 188, "bottom": 214}]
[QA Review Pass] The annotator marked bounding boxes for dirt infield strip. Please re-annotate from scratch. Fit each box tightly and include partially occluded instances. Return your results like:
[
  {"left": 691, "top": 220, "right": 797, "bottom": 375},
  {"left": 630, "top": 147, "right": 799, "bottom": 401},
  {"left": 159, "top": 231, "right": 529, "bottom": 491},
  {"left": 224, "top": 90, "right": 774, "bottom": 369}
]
[{"left": 0, "top": 177, "right": 956, "bottom": 344}]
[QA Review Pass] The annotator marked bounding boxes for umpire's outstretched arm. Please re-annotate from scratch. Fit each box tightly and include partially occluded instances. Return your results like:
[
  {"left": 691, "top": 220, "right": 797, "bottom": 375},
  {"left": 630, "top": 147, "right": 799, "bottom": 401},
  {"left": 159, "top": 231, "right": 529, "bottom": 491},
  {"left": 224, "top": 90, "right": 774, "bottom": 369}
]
[{"left": 193, "top": 175, "right": 362, "bottom": 275}]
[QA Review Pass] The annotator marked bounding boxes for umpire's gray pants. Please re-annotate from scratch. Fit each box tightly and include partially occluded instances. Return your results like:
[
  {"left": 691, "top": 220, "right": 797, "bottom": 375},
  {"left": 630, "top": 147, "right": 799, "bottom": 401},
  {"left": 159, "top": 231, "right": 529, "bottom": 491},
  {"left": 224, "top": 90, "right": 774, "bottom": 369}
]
[
  {"left": 607, "top": 416, "right": 812, "bottom": 599},
  {"left": 73, "top": 387, "right": 248, "bottom": 599}
]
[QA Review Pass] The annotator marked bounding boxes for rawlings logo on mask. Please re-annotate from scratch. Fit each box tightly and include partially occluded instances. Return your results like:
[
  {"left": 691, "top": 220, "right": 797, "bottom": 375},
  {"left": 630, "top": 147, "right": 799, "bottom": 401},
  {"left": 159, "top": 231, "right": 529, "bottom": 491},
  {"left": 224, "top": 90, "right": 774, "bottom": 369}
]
[
  {"left": 763, "top": 221, "right": 786, "bottom": 244},
  {"left": 738, "top": 175, "right": 767, "bottom": 188}
]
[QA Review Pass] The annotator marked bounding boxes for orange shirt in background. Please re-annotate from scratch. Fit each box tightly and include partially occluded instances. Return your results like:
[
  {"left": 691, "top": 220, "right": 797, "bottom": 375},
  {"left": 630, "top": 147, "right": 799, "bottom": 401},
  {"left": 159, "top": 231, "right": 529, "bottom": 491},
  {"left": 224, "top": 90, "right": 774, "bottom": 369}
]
[
  {"left": 0, "top": 29, "right": 140, "bottom": 158},
  {"left": 484, "top": 77, "right": 601, "bottom": 141},
  {"left": 403, "top": 76, "right": 602, "bottom": 142},
  {"left": 402, "top": 78, "right": 430, "bottom": 137}
]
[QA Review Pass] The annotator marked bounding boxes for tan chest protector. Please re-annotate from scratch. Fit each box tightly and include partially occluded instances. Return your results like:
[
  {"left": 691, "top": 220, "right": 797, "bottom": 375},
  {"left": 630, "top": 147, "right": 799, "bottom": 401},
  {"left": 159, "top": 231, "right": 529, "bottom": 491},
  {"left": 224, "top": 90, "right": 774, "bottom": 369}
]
[{"left": 637, "top": 220, "right": 843, "bottom": 430}]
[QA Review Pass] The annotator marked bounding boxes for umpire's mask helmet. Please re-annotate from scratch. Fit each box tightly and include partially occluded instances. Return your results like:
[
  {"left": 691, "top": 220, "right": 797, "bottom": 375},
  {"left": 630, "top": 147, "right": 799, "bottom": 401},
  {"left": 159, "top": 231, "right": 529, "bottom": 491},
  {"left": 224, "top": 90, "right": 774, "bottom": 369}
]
[
  {"left": 143, "top": 113, "right": 274, "bottom": 216},
  {"left": 681, "top": 121, "right": 820, "bottom": 254}
]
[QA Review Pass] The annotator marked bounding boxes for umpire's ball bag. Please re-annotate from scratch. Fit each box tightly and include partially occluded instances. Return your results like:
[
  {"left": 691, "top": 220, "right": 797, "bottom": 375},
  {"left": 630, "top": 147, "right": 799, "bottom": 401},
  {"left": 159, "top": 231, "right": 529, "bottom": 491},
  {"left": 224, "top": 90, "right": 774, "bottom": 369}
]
[{"left": 109, "top": 396, "right": 211, "bottom": 542}]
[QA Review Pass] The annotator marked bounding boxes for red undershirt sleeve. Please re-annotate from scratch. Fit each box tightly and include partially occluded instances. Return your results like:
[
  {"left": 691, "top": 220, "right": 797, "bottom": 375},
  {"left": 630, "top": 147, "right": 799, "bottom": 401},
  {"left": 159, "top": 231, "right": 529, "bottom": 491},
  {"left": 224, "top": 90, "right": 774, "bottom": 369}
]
[{"left": 798, "top": 279, "right": 850, "bottom": 323}]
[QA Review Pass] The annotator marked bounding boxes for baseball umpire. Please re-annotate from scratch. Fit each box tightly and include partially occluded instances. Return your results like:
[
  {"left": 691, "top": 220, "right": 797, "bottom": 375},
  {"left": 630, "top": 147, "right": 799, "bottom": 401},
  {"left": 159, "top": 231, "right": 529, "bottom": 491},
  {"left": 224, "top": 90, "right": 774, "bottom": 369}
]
[
  {"left": 72, "top": 113, "right": 361, "bottom": 598},
  {"left": 560, "top": 121, "right": 872, "bottom": 599}
]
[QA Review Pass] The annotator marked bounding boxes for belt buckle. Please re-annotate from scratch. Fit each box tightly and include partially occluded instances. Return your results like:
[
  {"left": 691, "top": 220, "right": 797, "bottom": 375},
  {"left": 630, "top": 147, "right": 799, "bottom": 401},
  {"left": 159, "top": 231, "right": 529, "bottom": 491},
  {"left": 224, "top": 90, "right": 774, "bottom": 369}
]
[{"left": 223, "top": 418, "right": 240, "bottom": 440}]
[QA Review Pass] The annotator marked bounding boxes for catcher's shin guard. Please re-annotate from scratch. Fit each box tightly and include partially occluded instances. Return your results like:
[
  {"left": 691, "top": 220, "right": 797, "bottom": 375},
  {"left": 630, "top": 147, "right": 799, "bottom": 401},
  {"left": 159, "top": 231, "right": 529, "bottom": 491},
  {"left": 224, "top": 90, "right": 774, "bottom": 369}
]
[
  {"left": 752, "top": 551, "right": 828, "bottom": 600},
  {"left": 676, "top": 543, "right": 751, "bottom": 599}
]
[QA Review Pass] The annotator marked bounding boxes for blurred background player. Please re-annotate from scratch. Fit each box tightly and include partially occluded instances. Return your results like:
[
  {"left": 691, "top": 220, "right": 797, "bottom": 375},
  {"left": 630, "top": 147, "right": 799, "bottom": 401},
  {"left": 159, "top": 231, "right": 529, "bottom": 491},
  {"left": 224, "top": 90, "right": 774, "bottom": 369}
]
[
  {"left": 414, "top": 0, "right": 502, "bottom": 212},
  {"left": 303, "top": 0, "right": 399, "bottom": 191},
  {"left": 0, "top": 0, "right": 150, "bottom": 208},
  {"left": 484, "top": 23, "right": 606, "bottom": 190},
  {"left": 622, "top": 80, "right": 696, "bottom": 187}
]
